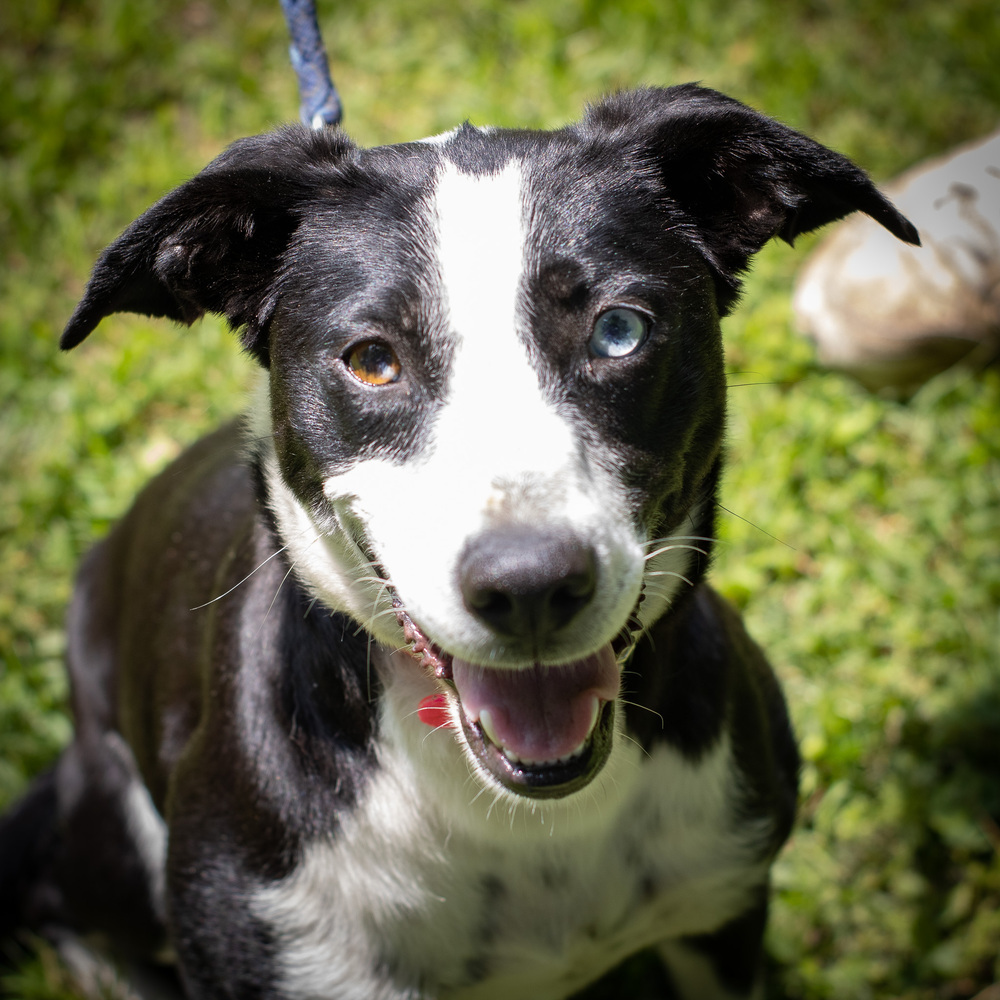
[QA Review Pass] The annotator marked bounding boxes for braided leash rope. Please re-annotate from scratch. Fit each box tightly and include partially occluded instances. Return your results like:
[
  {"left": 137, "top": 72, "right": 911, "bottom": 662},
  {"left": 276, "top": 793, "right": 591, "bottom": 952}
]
[{"left": 279, "top": 0, "right": 342, "bottom": 128}]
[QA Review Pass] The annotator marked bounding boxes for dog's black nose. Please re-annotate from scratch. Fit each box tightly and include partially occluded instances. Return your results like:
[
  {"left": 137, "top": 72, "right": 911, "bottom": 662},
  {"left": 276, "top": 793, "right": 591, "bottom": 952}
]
[{"left": 459, "top": 528, "right": 597, "bottom": 641}]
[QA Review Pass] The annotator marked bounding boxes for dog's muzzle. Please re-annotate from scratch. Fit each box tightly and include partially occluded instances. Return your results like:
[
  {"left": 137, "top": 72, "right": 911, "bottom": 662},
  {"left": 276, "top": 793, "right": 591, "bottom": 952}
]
[
  {"left": 450, "top": 648, "right": 619, "bottom": 798},
  {"left": 400, "top": 526, "right": 624, "bottom": 798}
]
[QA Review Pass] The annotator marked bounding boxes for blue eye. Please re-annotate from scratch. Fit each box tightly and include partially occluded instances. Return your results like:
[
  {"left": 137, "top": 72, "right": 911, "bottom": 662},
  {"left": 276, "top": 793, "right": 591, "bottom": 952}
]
[{"left": 589, "top": 308, "right": 648, "bottom": 358}]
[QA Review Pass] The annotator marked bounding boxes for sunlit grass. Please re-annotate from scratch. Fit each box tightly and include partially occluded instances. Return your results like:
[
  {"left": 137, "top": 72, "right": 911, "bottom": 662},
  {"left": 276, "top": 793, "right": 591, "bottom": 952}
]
[{"left": 1, "top": 1, "right": 998, "bottom": 996}]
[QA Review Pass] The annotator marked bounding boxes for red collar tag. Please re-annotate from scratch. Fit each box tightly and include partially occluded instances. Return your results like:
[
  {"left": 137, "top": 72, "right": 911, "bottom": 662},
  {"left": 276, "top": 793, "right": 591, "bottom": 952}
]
[{"left": 417, "top": 693, "right": 452, "bottom": 728}]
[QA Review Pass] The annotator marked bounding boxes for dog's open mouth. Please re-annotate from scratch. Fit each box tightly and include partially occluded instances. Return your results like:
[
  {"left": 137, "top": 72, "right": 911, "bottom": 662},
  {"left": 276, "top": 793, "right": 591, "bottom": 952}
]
[{"left": 395, "top": 604, "right": 620, "bottom": 798}]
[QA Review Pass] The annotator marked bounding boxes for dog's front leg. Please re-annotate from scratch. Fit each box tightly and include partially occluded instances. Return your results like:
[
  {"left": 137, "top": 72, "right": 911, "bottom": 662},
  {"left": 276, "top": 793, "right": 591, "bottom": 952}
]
[
  {"left": 165, "top": 793, "right": 284, "bottom": 998},
  {"left": 656, "top": 893, "right": 770, "bottom": 1000}
]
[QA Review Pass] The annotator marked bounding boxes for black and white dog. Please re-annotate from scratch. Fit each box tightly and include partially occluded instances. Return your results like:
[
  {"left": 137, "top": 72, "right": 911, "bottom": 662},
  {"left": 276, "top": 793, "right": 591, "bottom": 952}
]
[{"left": 1, "top": 85, "right": 918, "bottom": 999}]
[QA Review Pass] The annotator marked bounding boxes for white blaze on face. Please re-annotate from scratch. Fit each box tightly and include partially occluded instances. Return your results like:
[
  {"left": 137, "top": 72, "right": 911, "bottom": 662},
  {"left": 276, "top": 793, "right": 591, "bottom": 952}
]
[
  {"left": 299, "top": 156, "right": 645, "bottom": 664},
  {"left": 379, "top": 160, "right": 615, "bottom": 659},
  {"left": 430, "top": 161, "right": 579, "bottom": 509}
]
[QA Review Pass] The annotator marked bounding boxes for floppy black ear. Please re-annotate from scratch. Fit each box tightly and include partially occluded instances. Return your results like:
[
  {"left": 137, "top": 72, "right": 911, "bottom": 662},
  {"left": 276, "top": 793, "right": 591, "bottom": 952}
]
[
  {"left": 580, "top": 85, "right": 919, "bottom": 312},
  {"left": 61, "top": 126, "right": 357, "bottom": 365}
]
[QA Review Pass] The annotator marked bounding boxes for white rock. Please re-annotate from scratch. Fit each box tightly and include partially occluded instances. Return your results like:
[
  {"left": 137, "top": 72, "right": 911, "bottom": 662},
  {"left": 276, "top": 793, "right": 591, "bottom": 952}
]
[{"left": 793, "top": 130, "right": 1000, "bottom": 394}]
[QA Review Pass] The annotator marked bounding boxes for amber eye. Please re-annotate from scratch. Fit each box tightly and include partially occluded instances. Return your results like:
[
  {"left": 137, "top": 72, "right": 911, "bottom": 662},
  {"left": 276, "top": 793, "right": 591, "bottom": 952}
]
[{"left": 345, "top": 340, "right": 401, "bottom": 386}]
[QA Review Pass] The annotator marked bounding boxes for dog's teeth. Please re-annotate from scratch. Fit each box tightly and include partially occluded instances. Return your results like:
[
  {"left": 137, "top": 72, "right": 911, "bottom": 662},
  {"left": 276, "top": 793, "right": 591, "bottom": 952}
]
[
  {"left": 478, "top": 708, "right": 503, "bottom": 749},
  {"left": 478, "top": 702, "right": 598, "bottom": 768},
  {"left": 552, "top": 742, "right": 587, "bottom": 765},
  {"left": 502, "top": 741, "right": 588, "bottom": 769}
]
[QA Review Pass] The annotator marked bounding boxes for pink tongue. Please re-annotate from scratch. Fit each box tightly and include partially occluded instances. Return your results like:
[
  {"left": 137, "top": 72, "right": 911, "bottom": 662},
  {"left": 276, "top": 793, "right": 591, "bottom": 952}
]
[{"left": 452, "top": 645, "right": 619, "bottom": 763}]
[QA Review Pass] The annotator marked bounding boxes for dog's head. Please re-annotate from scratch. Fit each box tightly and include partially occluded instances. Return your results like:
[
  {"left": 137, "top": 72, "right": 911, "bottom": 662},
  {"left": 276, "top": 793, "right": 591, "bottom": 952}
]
[{"left": 63, "top": 86, "right": 917, "bottom": 801}]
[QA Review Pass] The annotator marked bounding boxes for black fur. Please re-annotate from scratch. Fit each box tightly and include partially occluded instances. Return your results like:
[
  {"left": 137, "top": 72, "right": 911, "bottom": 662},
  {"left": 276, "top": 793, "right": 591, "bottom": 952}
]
[{"left": 2, "top": 86, "right": 918, "bottom": 999}]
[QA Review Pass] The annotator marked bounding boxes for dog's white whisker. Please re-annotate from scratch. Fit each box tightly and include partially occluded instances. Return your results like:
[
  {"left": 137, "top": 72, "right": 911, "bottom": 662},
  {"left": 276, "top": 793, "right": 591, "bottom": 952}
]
[
  {"left": 644, "top": 543, "right": 709, "bottom": 561},
  {"left": 419, "top": 721, "right": 454, "bottom": 747},
  {"left": 188, "top": 542, "right": 292, "bottom": 611},
  {"left": 352, "top": 604, "right": 399, "bottom": 639},
  {"left": 356, "top": 578, "right": 396, "bottom": 699},
  {"left": 466, "top": 780, "right": 489, "bottom": 810},
  {"left": 642, "top": 533, "right": 716, "bottom": 548},
  {"left": 638, "top": 588, "right": 672, "bottom": 610},
  {"left": 484, "top": 790, "right": 505, "bottom": 824},
  {"left": 715, "top": 502, "right": 797, "bottom": 550},
  {"left": 254, "top": 558, "right": 302, "bottom": 640},
  {"left": 189, "top": 505, "right": 331, "bottom": 612},
  {"left": 639, "top": 588, "right": 677, "bottom": 609},
  {"left": 644, "top": 569, "right": 695, "bottom": 587},
  {"left": 619, "top": 698, "right": 665, "bottom": 730},
  {"left": 367, "top": 605, "right": 400, "bottom": 624},
  {"left": 617, "top": 730, "right": 653, "bottom": 761}
]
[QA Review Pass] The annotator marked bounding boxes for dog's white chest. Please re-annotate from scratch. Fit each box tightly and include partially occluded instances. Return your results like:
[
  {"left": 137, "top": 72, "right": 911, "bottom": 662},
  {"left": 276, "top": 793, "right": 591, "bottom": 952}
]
[{"left": 252, "top": 729, "right": 770, "bottom": 1000}]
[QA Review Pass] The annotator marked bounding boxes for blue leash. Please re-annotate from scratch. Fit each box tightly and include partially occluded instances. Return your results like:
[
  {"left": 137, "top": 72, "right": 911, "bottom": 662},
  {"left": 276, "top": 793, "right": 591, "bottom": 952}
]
[{"left": 279, "top": 0, "right": 343, "bottom": 128}]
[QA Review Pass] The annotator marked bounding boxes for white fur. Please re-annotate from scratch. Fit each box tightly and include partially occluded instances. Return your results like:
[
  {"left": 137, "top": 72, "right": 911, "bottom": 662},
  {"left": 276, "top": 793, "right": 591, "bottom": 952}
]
[
  {"left": 248, "top": 158, "right": 725, "bottom": 998},
  {"left": 268, "top": 161, "right": 656, "bottom": 670},
  {"left": 417, "top": 125, "right": 497, "bottom": 146},
  {"left": 636, "top": 500, "right": 706, "bottom": 636},
  {"left": 253, "top": 657, "right": 771, "bottom": 1000},
  {"left": 58, "top": 732, "right": 170, "bottom": 926},
  {"left": 123, "top": 771, "right": 169, "bottom": 923},
  {"left": 658, "top": 940, "right": 764, "bottom": 1000},
  {"left": 254, "top": 161, "right": 704, "bottom": 833},
  {"left": 235, "top": 150, "right": 759, "bottom": 1000}
]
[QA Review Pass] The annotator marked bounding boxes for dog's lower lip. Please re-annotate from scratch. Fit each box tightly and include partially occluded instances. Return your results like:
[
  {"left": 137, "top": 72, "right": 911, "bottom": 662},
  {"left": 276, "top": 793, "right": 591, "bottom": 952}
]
[
  {"left": 460, "top": 701, "right": 616, "bottom": 799},
  {"left": 477, "top": 696, "right": 600, "bottom": 767},
  {"left": 392, "top": 601, "right": 618, "bottom": 794},
  {"left": 452, "top": 651, "right": 618, "bottom": 761},
  {"left": 474, "top": 714, "right": 592, "bottom": 767}
]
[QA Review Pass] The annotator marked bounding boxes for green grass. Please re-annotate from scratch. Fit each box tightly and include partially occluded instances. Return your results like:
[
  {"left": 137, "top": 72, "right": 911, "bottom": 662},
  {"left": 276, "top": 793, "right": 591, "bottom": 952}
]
[{"left": 1, "top": 0, "right": 998, "bottom": 997}]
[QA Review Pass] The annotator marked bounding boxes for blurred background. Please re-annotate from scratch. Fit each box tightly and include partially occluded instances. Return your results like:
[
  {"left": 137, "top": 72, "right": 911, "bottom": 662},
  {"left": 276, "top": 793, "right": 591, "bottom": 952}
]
[{"left": 1, "top": 1, "right": 998, "bottom": 997}]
